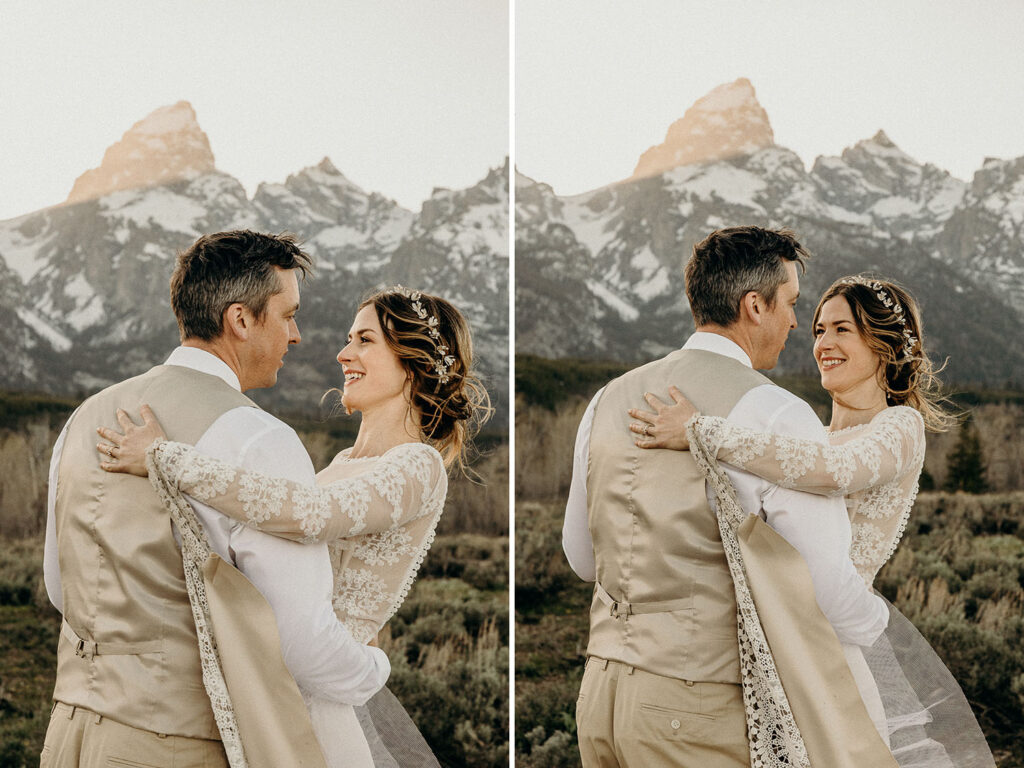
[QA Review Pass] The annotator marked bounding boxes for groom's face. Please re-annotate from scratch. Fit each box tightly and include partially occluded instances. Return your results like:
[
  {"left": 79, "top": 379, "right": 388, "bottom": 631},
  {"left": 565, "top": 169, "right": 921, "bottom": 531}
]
[
  {"left": 240, "top": 267, "right": 302, "bottom": 390},
  {"left": 752, "top": 260, "right": 800, "bottom": 369}
]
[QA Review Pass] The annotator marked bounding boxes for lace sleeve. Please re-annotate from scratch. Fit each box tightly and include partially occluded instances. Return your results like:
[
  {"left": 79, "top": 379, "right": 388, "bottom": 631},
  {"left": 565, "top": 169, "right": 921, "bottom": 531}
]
[
  {"left": 687, "top": 406, "right": 925, "bottom": 497},
  {"left": 149, "top": 440, "right": 445, "bottom": 543}
]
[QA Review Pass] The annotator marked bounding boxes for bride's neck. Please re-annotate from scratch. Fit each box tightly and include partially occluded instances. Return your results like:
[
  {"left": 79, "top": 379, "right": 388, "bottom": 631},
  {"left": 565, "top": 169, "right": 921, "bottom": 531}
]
[
  {"left": 349, "top": 397, "right": 422, "bottom": 458},
  {"left": 828, "top": 380, "right": 888, "bottom": 432}
]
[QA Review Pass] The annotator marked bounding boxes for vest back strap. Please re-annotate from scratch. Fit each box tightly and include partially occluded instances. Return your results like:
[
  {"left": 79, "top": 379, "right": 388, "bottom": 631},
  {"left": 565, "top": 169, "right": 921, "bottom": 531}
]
[
  {"left": 61, "top": 619, "right": 164, "bottom": 660},
  {"left": 594, "top": 581, "right": 692, "bottom": 619}
]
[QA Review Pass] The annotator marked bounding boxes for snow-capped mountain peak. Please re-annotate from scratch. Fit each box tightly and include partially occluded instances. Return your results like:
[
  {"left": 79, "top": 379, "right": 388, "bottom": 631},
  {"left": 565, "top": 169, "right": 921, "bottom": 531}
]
[
  {"left": 867, "top": 129, "right": 897, "bottom": 149},
  {"left": 66, "top": 101, "right": 216, "bottom": 205},
  {"left": 252, "top": 156, "right": 414, "bottom": 249},
  {"left": 809, "top": 129, "right": 967, "bottom": 228},
  {"left": 631, "top": 78, "right": 775, "bottom": 180},
  {"left": 132, "top": 100, "right": 203, "bottom": 136},
  {"left": 307, "top": 156, "right": 353, "bottom": 184},
  {"left": 840, "top": 130, "right": 925, "bottom": 187}
]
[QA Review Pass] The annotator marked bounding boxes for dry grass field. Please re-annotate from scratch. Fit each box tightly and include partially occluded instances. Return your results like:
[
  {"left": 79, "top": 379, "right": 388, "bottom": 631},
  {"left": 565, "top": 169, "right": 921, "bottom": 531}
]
[{"left": 0, "top": 392, "right": 509, "bottom": 768}]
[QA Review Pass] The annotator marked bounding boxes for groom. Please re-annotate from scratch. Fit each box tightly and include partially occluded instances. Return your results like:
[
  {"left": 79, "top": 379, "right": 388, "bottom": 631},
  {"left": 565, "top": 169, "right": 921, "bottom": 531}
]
[
  {"left": 42, "top": 230, "right": 389, "bottom": 766},
  {"left": 563, "top": 226, "right": 889, "bottom": 767}
]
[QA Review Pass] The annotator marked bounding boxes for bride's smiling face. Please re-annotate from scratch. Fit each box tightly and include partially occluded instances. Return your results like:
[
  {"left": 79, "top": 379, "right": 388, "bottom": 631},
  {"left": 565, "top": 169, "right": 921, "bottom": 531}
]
[
  {"left": 337, "top": 305, "right": 410, "bottom": 413},
  {"left": 813, "top": 296, "right": 882, "bottom": 397}
]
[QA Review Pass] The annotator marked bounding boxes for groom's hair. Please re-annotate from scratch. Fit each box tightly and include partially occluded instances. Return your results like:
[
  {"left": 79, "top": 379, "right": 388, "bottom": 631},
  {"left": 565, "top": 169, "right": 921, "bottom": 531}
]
[
  {"left": 685, "top": 226, "right": 808, "bottom": 327},
  {"left": 170, "top": 230, "right": 313, "bottom": 341}
]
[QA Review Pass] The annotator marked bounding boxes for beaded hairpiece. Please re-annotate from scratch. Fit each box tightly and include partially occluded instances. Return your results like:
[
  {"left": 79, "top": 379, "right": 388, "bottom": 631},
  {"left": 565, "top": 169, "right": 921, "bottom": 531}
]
[
  {"left": 838, "top": 276, "right": 918, "bottom": 359},
  {"left": 390, "top": 285, "right": 455, "bottom": 383}
]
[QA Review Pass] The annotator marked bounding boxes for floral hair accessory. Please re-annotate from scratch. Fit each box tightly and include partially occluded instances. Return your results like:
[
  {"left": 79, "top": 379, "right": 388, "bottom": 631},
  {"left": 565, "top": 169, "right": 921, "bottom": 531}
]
[
  {"left": 390, "top": 285, "right": 455, "bottom": 383},
  {"left": 839, "top": 276, "right": 918, "bottom": 359}
]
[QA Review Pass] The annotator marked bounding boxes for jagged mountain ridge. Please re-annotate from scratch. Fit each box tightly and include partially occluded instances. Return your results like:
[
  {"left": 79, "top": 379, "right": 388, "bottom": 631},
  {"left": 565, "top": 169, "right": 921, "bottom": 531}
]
[
  {"left": 517, "top": 80, "right": 1024, "bottom": 386},
  {"left": 0, "top": 103, "right": 509, "bottom": 422},
  {"left": 67, "top": 102, "right": 217, "bottom": 204},
  {"left": 632, "top": 78, "right": 774, "bottom": 180}
]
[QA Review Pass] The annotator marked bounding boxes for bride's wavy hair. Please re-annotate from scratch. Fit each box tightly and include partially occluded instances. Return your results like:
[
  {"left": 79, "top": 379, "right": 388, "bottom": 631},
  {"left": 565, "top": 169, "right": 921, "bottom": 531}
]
[
  {"left": 814, "top": 276, "right": 956, "bottom": 432},
  {"left": 353, "top": 287, "right": 492, "bottom": 473}
]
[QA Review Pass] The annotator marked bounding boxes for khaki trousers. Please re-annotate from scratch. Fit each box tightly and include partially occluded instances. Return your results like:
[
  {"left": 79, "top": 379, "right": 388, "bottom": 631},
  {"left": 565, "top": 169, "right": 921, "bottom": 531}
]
[
  {"left": 576, "top": 657, "right": 749, "bottom": 768},
  {"left": 41, "top": 702, "right": 229, "bottom": 768}
]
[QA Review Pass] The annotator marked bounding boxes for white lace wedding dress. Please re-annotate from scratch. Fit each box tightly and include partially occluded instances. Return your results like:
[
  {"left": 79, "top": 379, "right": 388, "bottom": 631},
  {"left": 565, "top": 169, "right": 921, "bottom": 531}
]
[
  {"left": 149, "top": 440, "right": 447, "bottom": 768},
  {"left": 688, "top": 405, "right": 995, "bottom": 768}
]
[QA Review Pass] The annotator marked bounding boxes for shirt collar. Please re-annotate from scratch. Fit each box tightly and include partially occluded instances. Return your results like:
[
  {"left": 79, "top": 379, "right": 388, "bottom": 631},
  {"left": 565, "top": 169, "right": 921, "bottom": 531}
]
[
  {"left": 681, "top": 332, "right": 753, "bottom": 369},
  {"left": 164, "top": 346, "right": 242, "bottom": 392}
]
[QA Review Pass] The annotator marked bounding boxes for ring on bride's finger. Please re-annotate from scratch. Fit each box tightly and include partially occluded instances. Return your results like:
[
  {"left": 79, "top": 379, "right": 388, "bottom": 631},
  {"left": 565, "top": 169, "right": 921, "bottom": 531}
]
[
  {"left": 642, "top": 423, "right": 651, "bottom": 437},
  {"left": 106, "top": 445, "right": 115, "bottom": 457}
]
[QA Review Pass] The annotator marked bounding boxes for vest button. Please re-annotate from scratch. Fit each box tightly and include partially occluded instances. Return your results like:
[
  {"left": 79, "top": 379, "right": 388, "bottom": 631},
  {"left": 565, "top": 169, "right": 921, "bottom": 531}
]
[{"left": 671, "top": 718, "right": 681, "bottom": 730}]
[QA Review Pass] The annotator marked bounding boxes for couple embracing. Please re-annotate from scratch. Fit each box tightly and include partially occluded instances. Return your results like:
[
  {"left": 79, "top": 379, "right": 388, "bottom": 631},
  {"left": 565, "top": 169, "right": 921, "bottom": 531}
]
[
  {"left": 566, "top": 226, "right": 995, "bottom": 767},
  {"left": 42, "top": 230, "right": 488, "bottom": 767}
]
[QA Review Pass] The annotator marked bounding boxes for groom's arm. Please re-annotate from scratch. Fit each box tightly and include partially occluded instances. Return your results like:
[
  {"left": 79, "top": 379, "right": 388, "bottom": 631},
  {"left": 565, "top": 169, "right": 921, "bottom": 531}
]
[
  {"left": 729, "top": 387, "right": 889, "bottom": 647},
  {"left": 563, "top": 388, "right": 604, "bottom": 581},
  {"left": 192, "top": 407, "right": 390, "bottom": 706},
  {"left": 43, "top": 416, "right": 76, "bottom": 613}
]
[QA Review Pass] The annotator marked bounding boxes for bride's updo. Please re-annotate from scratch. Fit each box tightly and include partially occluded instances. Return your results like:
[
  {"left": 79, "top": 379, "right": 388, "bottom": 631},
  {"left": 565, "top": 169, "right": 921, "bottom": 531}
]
[
  {"left": 814, "top": 276, "right": 954, "bottom": 431},
  {"left": 360, "top": 286, "right": 492, "bottom": 470}
]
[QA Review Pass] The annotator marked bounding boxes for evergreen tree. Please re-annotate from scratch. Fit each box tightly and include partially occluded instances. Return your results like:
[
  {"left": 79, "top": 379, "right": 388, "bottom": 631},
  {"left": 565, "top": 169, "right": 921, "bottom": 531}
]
[
  {"left": 943, "top": 414, "right": 989, "bottom": 493},
  {"left": 918, "top": 465, "right": 935, "bottom": 491}
]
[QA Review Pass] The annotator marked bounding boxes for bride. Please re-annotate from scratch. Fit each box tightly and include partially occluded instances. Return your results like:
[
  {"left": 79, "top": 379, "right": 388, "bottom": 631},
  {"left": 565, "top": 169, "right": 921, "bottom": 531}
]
[
  {"left": 97, "top": 286, "right": 490, "bottom": 767},
  {"left": 628, "top": 275, "right": 994, "bottom": 767}
]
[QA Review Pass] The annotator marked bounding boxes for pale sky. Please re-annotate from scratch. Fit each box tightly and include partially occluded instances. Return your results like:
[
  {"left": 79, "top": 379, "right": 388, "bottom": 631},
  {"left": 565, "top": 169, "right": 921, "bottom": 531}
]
[
  {"left": 516, "top": 0, "right": 1024, "bottom": 195},
  {"left": 0, "top": 0, "right": 508, "bottom": 220}
]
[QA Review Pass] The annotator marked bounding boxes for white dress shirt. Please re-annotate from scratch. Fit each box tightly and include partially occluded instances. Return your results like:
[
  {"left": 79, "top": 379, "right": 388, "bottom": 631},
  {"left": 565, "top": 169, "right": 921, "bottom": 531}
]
[
  {"left": 44, "top": 346, "right": 389, "bottom": 705},
  {"left": 563, "top": 332, "right": 889, "bottom": 647}
]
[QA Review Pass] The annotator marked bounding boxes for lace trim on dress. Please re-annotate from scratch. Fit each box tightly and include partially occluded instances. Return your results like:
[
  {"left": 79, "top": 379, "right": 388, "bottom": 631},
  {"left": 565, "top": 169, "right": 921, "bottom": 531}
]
[
  {"left": 145, "top": 441, "right": 248, "bottom": 767},
  {"left": 686, "top": 417, "right": 812, "bottom": 768},
  {"left": 827, "top": 422, "right": 870, "bottom": 437},
  {"left": 882, "top": 479, "right": 919, "bottom": 571},
  {"left": 695, "top": 416, "right": 774, "bottom": 467}
]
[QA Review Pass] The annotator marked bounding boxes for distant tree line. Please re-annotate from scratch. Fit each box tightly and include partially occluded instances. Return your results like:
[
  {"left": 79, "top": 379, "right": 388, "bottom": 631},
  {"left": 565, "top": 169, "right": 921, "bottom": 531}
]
[{"left": 516, "top": 355, "right": 1024, "bottom": 495}]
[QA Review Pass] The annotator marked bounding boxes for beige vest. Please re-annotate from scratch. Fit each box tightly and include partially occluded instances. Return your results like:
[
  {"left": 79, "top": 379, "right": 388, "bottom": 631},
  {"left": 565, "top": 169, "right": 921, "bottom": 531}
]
[
  {"left": 53, "top": 364, "right": 255, "bottom": 739},
  {"left": 586, "top": 348, "right": 769, "bottom": 683}
]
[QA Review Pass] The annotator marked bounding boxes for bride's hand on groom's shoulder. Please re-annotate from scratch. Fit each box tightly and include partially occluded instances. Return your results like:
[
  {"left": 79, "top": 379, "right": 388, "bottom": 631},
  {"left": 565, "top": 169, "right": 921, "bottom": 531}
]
[
  {"left": 627, "top": 386, "right": 697, "bottom": 451},
  {"left": 96, "top": 404, "right": 167, "bottom": 477}
]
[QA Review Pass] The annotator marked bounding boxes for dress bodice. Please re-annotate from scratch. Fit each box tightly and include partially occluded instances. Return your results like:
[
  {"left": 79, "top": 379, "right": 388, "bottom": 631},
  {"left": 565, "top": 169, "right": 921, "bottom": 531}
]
[
  {"left": 824, "top": 411, "right": 924, "bottom": 583},
  {"left": 316, "top": 446, "right": 448, "bottom": 642},
  {"left": 690, "top": 406, "right": 926, "bottom": 584}
]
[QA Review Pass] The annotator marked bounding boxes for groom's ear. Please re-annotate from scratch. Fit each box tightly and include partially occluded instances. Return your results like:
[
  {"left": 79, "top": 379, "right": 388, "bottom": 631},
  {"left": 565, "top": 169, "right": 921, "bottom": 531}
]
[
  {"left": 222, "top": 302, "right": 251, "bottom": 341},
  {"left": 739, "top": 291, "right": 764, "bottom": 326}
]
